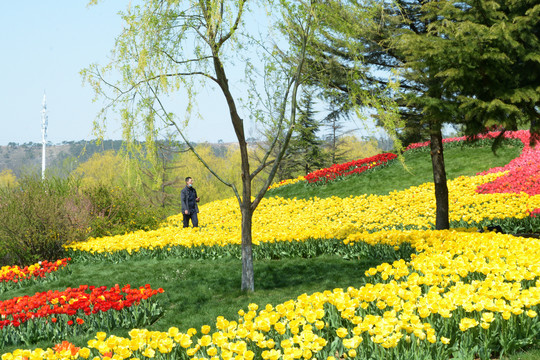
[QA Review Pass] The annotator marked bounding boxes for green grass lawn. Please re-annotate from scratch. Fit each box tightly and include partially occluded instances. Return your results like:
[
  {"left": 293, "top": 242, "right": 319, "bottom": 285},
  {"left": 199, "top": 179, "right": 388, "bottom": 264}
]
[
  {"left": 503, "top": 349, "right": 540, "bottom": 360},
  {"left": 267, "top": 142, "right": 522, "bottom": 199}
]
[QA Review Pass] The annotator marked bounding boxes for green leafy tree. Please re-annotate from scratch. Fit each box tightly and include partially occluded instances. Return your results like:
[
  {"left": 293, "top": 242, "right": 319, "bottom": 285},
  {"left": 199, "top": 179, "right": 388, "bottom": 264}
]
[{"left": 82, "top": 0, "right": 318, "bottom": 291}]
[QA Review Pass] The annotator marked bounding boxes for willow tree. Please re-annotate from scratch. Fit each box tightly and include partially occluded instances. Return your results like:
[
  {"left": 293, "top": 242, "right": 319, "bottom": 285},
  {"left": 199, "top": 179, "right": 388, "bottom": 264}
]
[{"left": 82, "top": 0, "right": 317, "bottom": 291}]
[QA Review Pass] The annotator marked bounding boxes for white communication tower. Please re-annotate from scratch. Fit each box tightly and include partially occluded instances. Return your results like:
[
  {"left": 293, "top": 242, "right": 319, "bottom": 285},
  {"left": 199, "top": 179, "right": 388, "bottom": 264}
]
[{"left": 41, "top": 92, "right": 48, "bottom": 180}]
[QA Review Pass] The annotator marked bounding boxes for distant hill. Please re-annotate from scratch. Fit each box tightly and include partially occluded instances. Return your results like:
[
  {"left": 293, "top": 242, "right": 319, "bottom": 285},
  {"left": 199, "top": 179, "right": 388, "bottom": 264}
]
[
  {"left": 0, "top": 140, "right": 124, "bottom": 177},
  {"left": 0, "top": 140, "right": 246, "bottom": 177},
  {"left": 0, "top": 136, "right": 386, "bottom": 178}
]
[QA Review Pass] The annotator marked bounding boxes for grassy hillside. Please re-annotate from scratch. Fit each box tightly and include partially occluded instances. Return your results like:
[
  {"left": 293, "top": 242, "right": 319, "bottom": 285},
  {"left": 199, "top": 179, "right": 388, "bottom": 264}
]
[
  {"left": 1, "top": 140, "right": 538, "bottom": 359},
  {"left": 266, "top": 141, "right": 523, "bottom": 199}
]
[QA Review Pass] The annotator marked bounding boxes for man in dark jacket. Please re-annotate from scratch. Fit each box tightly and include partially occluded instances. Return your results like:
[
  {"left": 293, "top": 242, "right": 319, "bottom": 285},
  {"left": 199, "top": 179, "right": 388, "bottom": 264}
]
[{"left": 181, "top": 176, "right": 200, "bottom": 228}]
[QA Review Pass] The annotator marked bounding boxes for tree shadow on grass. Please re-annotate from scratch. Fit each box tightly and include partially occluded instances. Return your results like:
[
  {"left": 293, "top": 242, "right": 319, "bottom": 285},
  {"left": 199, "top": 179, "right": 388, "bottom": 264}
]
[{"left": 254, "top": 256, "right": 383, "bottom": 291}]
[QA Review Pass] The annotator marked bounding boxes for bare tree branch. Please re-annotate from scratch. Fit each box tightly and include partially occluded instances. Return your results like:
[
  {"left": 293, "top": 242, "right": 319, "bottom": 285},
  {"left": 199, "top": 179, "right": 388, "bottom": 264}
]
[
  {"left": 250, "top": 75, "right": 296, "bottom": 180},
  {"left": 160, "top": 49, "right": 214, "bottom": 66},
  {"left": 250, "top": 158, "right": 275, "bottom": 179},
  {"left": 252, "top": 10, "right": 313, "bottom": 211},
  {"left": 147, "top": 82, "right": 241, "bottom": 203}
]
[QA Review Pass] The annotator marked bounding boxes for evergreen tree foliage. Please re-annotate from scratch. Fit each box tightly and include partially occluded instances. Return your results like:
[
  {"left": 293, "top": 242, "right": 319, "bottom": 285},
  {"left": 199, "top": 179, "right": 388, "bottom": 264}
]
[
  {"left": 289, "top": 91, "right": 326, "bottom": 175},
  {"left": 291, "top": 0, "right": 429, "bottom": 148},
  {"left": 294, "top": 0, "right": 456, "bottom": 228},
  {"left": 308, "top": 0, "right": 539, "bottom": 229},
  {"left": 323, "top": 100, "right": 351, "bottom": 166},
  {"left": 407, "top": 0, "right": 540, "bottom": 145}
]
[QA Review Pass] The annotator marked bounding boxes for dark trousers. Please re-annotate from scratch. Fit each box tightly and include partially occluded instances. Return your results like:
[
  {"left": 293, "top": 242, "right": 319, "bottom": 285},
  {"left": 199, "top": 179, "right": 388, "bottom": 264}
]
[{"left": 183, "top": 212, "right": 198, "bottom": 228}]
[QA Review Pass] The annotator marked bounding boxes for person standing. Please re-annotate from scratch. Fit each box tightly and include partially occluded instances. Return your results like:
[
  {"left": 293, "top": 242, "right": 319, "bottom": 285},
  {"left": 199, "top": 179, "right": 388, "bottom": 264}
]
[{"left": 181, "top": 177, "right": 200, "bottom": 228}]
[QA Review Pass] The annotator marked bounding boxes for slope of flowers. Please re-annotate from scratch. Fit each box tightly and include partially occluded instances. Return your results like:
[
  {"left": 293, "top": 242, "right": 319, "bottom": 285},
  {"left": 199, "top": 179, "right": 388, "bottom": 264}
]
[
  {"left": 267, "top": 152, "right": 397, "bottom": 190},
  {"left": 304, "top": 153, "right": 397, "bottom": 184},
  {"left": 0, "top": 259, "right": 70, "bottom": 293},
  {"left": 268, "top": 130, "right": 525, "bottom": 190},
  {"left": 475, "top": 130, "right": 540, "bottom": 196},
  {"left": 403, "top": 131, "right": 519, "bottom": 151},
  {"left": 65, "top": 171, "right": 540, "bottom": 259},
  {"left": 0, "top": 284, "right": 164, "bottom": 348},
  {"left": 268, "top": 176, "right": 306, "bottom": 191},
  {"left": 4, "top": 131, "right": 540, "bottom": 359},
  {"left": 8, "top": 230, "right": 540, "bottom": 360}
]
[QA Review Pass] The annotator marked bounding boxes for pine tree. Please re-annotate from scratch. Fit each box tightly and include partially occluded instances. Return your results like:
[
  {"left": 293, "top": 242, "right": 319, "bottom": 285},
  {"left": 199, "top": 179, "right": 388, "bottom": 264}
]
[
  {"left": 293, "top": 0, "right": 456, "bottom": 228},
  {"left": 323, "top": 101, "right": 350, "bottom": 166},
  {"left": 412, "top": 0, "right": 540, "bottom": 144},
  {"left": 289, "top": 91, "right": 326, "bottom": 175}
]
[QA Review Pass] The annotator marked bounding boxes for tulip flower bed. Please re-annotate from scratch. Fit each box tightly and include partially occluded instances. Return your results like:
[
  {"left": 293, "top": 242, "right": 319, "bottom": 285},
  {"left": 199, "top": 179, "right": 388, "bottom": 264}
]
[
  {"left": 0, "top": 284, "right": 164, "bottom": 348},
  {"left": 0, "top": 259, "right": 71, "bottom": 293},
  {"left": 267, "top": 176, "right": 306, "bottom": 191},
  {"left": 475, "top": 130, "right": 540, "bottom": 196},
  {"left": 267, "top": 130, "right": 524, "bottom": 190},
  {"left": 7, "top": 229, "right": 540, "bottom": 360},
  {"left": 64, "top": 170, "right": 540, "bottom": 262},
  {"left": 267, "top": 153, "right": 397, "bottom": 190},
  {"left": 304, "top": 152, "right": 398, "bottom": 184},
  {"left": 403, "top": 131, "right": 523, "bottom": 151}
]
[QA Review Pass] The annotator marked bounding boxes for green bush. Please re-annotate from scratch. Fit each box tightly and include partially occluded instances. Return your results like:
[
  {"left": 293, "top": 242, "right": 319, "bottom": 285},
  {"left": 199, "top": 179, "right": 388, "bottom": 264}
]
[
  {"left": 83, "top": 184, "right": 164, "bottom": 238},
  {"left": 0, "top": 176, "right": 84, "bottom": 265},
  {"left": 0, "top": 176, "right": 164, "bottom": 266}
]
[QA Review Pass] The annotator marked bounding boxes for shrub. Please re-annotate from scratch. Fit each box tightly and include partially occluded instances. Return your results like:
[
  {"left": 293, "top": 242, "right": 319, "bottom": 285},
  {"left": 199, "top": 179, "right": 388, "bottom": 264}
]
[
  {"left": 0, "top": 176, "right": 84, "bottom": 266},
  {"left": 83, "top": 184, "right": 164, "bottom": 238},
  {"left": 0, "top": 176, "right": 165, "bottom": 266}
]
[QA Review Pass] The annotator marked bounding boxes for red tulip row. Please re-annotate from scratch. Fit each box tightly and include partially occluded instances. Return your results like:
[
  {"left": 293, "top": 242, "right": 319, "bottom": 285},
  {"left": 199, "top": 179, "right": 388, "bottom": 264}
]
[
  {"left": 403, "top": 131, "right": 503, "bottom": 151},
  {"left": 0, "top": 283, "right": 163, "bottom": 329},
  {"left": 305, "top": 153, "right": 398, "bottom": 184},
  {"left": 0, "top": 283, "right": 164, "bottom": 348},
  {"left": 274, "top": 130, "right": 529, "bottom": 189},
  {"left": 0, "top": 258, "right": 70, "bottom": 293}
]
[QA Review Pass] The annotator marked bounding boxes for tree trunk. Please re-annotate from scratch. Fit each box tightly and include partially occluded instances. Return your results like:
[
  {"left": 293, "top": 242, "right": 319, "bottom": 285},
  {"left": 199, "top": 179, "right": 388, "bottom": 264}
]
[
  {"left": 239, "top": 137, "right": 254, "bottom": 291},
  {"left": 429, "top": 124, "right": 449, "bottom": 230},
  {"left": 240, "top": 203, "right": 254, "bottom": 292},
  {"left": 212, "top": 51, "right": 256, "bottom": 292}
]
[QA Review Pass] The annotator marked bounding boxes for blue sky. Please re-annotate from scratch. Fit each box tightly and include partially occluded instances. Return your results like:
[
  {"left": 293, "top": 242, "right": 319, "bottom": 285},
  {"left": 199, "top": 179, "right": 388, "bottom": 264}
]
[
  {"left": 0, "top": 1, "right": 383, "bottom": 146},
  {"left": 0, "top": 1, "right": 242, "bottom": 145}
]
